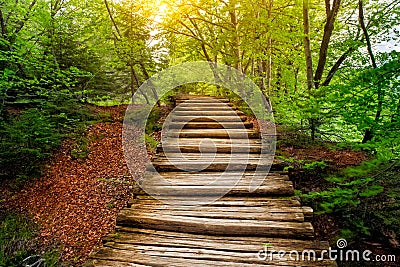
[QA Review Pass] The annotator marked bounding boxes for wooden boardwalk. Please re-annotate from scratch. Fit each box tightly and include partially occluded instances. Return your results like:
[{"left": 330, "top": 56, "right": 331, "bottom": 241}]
[{"left": 85, "top": 96, "right": 337, "bottom": 266}]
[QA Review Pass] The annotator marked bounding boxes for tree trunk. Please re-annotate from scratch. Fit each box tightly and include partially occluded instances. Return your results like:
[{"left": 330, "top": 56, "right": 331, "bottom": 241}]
[
  {"left": 229, "top": 7, "right": 242, "bottom": 72},
  {"left": 359, "top": 0, "right": 381, "bottom": 143},
  {"left": 265, "top": 0, "right": 273, "bottom": 96},
  {"left": 139, "top": 62, "right": 160, "bottom": 106},
  {"left": 302, "top": 0, "right": 314, "bottom": 91},
  {"left": 314, "top": 0, "right": 341, "bottom": 88}
]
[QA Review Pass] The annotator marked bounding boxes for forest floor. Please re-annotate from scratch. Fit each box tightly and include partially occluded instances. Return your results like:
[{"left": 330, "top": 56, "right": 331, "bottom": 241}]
[{"left": 0, "top": 104, "right": 398, "bottom": 266}]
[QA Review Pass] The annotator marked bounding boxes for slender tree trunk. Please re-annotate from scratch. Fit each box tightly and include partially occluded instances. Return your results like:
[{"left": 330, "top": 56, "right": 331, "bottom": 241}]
[
  {"left": 104, "top": 0, "right": 122, "bottom": 39},
  {"left": 302, "top": 0, "right": 316, "bottom": 141},
  {"left": 139, "top": 61, "right": 160, "bottom": 106},
  {"left": 229, "top": 7, "right": 242, "bottom": 72},
  {"left": 265, "top": 0, "right": 273, "bottom": 96},
  {"left": 359, "top": 0, "right": 381, "bottom": 143},
  {"left": 314, "top": 0, "right": 341, "bottom": 88},
  {"left": 302, "top": 0, "right": 314, "bottom": 91}
]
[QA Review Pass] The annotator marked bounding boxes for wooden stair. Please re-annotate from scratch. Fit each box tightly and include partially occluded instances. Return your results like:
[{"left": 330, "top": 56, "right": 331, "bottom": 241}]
[{"left": 85, "top": 95, "right": 337, "bottom": 267}]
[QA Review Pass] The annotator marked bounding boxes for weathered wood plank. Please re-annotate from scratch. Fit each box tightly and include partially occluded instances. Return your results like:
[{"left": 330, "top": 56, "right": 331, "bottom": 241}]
[
  {"left": 121, "top": 200, "right": 306, "bottom": 222},
  {"left": 172, "top": 115, "right": 247, "bottom": 122},
  {"left": 172, "top": 110, "right": 245, "bottom": 116},
  {"left": 117, "top": 211, "right": 315, "bottom": 239},
  {"left": 175, "top": 105, "right": 238, "bottom": 111},
  {"left": 112, "top": 227, "right": 330, "bottom": 252},
  {"left": 167, "top": 121, "right": 253, "bottom": 129},
  {"left": 166, "top": 129, "right": 261, "bottom": 139}
]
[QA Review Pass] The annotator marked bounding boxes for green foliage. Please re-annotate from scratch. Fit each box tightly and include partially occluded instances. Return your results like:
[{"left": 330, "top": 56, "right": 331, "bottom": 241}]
[
  {"left": 145, "top": 134, "right": 159, "bottom": 152},
  {"left": 0, "top": 212, "right": 61, "bottom": 267},
  {"left": 303, "top": 161, "right": 327, "bottom": 171},
  {"left": 301, "top": 159, "right": 399, "bottom": 240},
  {"left": 0, "top": 109, "right": 62, "bottom": 179},
  {"left": 0, "top": 101, "right": 93, "bottom": 181},
  {"left": 145, "top": 107, "right": 162, "bottom": 134}
]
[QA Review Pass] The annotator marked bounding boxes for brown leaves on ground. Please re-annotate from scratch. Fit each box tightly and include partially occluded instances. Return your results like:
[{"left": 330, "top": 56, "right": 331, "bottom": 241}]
[
  {"left": 281, "top": 146, "right": 367, "bottom": 167},
  {"left": 2, "top": 105, "right": 148, "bottom": 266}
]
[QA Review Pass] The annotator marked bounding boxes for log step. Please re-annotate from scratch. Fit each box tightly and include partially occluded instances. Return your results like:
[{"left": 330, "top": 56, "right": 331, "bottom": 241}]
[
  {"left": 175, "top": 105, "right": 238, "bottom": 111},
  {"left": 158, "top": 138, "right": 263, "bottom": 153},
  {"left": 177, "top": 102, "right": 235, "bottom": 108},
  {"left": 167, "top": 121, "right": 253, "bottom": 129},
  {"left": 122, "top": 200, "right": 306, "bottom": 223},
  {"left": 172, "top": 110, "right": 245, "bottom": 116},
  {"left": 135, "top": 195, "right": 302, "bottom": 207},
  {"left": 166, "top": 129, "right": 261, "bottom": 139},
  {"left": 140, "top": 171, "right": 294, "bottom": 196},
  {"left": 117, "top": 210, "right": 315, "bottom": 239},
  {"left": 151, "top": 153, "right": 277, "bottom": 172},
  {"left": 176, "top": 98, "right": 230, "bottom": 103},
  {"left": 172, "top": 115, "right": 248, "bottom": 122}
]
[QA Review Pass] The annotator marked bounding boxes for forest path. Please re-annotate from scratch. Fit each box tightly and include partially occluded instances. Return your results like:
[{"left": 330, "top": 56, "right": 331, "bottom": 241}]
[{"left": 85, "top": 95, "right": 337, "bottom": 266}]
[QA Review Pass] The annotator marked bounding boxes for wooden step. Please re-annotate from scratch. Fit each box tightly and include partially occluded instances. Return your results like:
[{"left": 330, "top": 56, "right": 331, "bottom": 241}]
[
  {"left": 172, "top": 115, "right": 247, "bottom": 122},
  {"left": 175, "top": 106, "right": 238, "bottom": 111},
  {"left": 166, "top": 129, "right": 261, "bottom": 139},
  {"left": 140, "top": 171, "right": 294, "bottom": 196},
  {"left": 172, "top": 110, "right": 244, "bottom": 116},
  {"left": 123, "top": 198, "right": 306, "bottom": 222},
  {"left": 158, "top": 138, "right": 263, "bottom": 153},
  {"left": 176, "top": 98, "right": 230, "bottom": 104},
  {"left": 86, "top": 228, "right": 336, "bottom": 266},
  {"left": 117, "top": 210, "right": 315, "bottom": 239},
  {"left": 167, "top": 121, "right": 253, "bottom": 129},
  {"left": 151, "top": 154, "right": 277, "bottom": 172},
  {"left": 177, "top": 102, "right": 234, "bottom": 108},
  {"left": 135, "top": 195, "right": 302, "bottom": 207}
]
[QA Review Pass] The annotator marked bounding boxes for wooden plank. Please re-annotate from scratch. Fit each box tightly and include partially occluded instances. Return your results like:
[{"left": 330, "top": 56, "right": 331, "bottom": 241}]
[
  {"left": 151, "top": 155, "right": 277, "bottom": 172},
  {"left": 143, "top": 171, "right": 290, "bottom": 182},
  {"left": 175, "top": 106, "right": 238, "bottom": 111},
  {"left": 134, "top": 186, "right": 293, "bottom": 198},
  {"left": 139, "top": 172, "right": 294, "bottom": 196},
  {"left": 111, "top": 227, "right": 330, "bottom": 252},
  {"left": 134, "top": 195, "right": 302, "bottom": 207},
  {"left": 87, "top": 231, "right": 337, "bottom": 266},
  {"left": 122, "top": 201, "right": 305, "bottom": 222},
  {"left": 159, "top": 138, "right": 264, "bottom": 153},
  {"left": 94, "top": 243, "right": 337, "bottom": 266},
  {"left": 172, "top": 115, "right": 247, "bottom": 122},
  {"left": 159, "top": 144, "right": 262, "bottom": 153},
  {"left": 176, "top": 98, "right": 230, "bottom": 103},
  {"left": 172, "top": 110, "right": 245, "bottom": 116},
  {"left": 166, "top": 129, "right": 260, "bottom": 138},
  {"left": 117, "top": 212, "right": 315, "bottom": 239},
  {"left": 167, "top": 121, "right": 253, "bottom": 129}
]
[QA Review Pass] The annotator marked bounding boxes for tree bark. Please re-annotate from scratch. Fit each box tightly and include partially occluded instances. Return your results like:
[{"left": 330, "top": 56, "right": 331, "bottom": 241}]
[
  {"left": 104, "top": 0, "right": 122, "bottom": 40},
  {"left": 359, "top": 0, "right": 381, "bottom": 143},
  {"left": 229, "top": 6, "right": 242, "bottom": 72},
  {"left": 322, "top": 47, "right": 355, "bottom": 86},
  {"left": 302, "top": 0, "right": 314, "bottom": 90},
  {"left": 314, "top": 0, "right": 341, "bottom": 89}
]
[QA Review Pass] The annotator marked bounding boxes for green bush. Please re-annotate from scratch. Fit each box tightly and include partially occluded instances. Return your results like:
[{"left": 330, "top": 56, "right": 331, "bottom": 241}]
[
  {"left": 300, "top": 159, "right": 399, "bottom": 242},
  {"left": 0, "top": 109, "right": 62, "bottom": 180}
]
